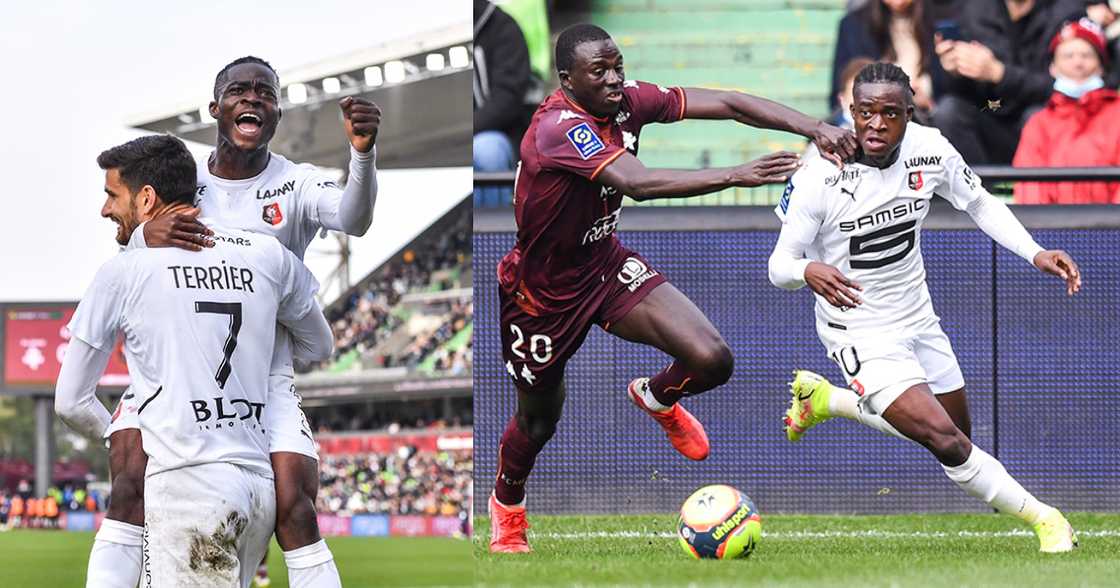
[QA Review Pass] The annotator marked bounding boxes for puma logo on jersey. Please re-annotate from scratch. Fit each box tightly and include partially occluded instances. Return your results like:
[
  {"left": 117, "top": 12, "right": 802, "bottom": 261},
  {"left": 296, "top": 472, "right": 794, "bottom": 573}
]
[
  {"left": 840, "top": 187, "right": 856, "bottom": 201},
  {"left": 839, "top": 200, "right": 925, "bottom": 232},
  {"left": 256, "top": 180, "right": 295, "bottom": 200},
  {"left": 905, "top": 155, "right": 941, "bottom": 168}
]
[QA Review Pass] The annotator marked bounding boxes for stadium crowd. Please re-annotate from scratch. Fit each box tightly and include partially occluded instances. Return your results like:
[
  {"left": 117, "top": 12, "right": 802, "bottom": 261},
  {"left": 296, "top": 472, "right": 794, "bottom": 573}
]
[
  {"left": 309, "top": 398, "right": 472, "bottom": 434},
  {"left": 316, "top": 448, "right": 472, "bottom": 518},
  {"left": 831, "top": 0, "right": 1120, "bottom": 203},
  {"left": 306, "top": 204, "right": 472, "bottom": 374},
  {"left": 0, "top": 481, "right": 106, "bottom": 530},
  {"left": 474, "top": 0, "right": 1120, "bottom": 205}
]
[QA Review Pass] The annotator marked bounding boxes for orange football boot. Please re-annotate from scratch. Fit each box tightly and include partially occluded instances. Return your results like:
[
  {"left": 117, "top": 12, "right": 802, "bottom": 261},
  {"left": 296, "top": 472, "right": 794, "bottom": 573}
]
[{"left": 628, "top": 378, "right": 710, "bottom": 460}]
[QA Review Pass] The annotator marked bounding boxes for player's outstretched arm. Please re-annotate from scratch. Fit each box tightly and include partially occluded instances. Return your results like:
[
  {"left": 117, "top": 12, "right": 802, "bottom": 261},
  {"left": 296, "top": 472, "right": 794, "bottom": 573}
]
[
  {"left": 598, "top": 150, "right": 800, "bottom": 201},
  {"left": 964, "top": 194, "right": 1081, "bottom": 296},
  {"left": 55, "top": 338, "right": 114, "bottom": 440},
  {"left": 312, "top": 97, "right": 381, "bottom": 237},
  {"left": 682, "top": 88, "right": 857, "bottom": 165}
]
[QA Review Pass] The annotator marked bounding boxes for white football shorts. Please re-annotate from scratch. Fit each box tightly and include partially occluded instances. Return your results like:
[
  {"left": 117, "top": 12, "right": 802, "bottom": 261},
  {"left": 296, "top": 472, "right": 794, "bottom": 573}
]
[
  {"left": 104, "top": 375, "right": 318, "bottom": 461},
  {"left": 263, "top": 373, "right": 318, "bottom": 460},
  {"left": 817, "top": 314, "right": 965, "bottom": 416},
  {"left": 142, "top": 462, "right": 275, "bottom": 588}
]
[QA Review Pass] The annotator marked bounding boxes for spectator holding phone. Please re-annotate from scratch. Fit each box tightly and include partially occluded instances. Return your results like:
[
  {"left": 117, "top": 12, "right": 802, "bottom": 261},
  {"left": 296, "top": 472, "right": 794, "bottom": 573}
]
[
  {"left": 831, "top": 0, "right": 944, "bottom": 115},
  {"left": 931, "top": 0, "right": 1086, "bottom": 165},
  {"left": 1014, "top": 17, "right": 1120, "bottom": 203}
]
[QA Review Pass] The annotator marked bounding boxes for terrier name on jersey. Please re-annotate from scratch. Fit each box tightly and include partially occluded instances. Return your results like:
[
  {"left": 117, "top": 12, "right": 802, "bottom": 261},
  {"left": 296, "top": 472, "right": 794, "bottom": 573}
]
[
  {"left": 167, "top": 262, "right": 255, "bottom": 292},
  {"left": 256, "top": 179, "right": 296, "bottom": 200},
  {"left": 905, "top": 156, "right": 941, "bottom": 168}
]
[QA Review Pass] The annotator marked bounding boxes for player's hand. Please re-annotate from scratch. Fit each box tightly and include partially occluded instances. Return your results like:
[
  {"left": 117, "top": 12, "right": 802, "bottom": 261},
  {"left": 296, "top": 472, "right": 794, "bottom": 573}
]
[
  {"left": 733, "top": 151, "right": 801, "bottom": 187},
  {"left": 143, "top": 207, "right": 213, "bottom": 251},
  {"left": 812, "top": 122, "right": 858, "bottom": 168},
  {"left": 340, "top": 96, "right": 381, "bottom": 153},
  {"left": 1033, "top": 250, "right": 1082, "bottom": 295},
  {"left": 805, "top": 261, "right": 862, "bottom": 310}
]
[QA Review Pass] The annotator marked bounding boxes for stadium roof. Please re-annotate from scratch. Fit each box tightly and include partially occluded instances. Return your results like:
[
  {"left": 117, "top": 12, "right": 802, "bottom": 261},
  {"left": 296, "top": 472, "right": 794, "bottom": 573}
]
[{"left": 127, "top": 23, "right": 471, "bottom": 170}]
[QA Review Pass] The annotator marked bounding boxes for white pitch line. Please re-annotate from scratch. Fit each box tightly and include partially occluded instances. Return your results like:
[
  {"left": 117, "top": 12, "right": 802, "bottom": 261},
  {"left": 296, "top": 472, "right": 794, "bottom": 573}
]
[{"left": 533, "top": 529, "right": 1120, "bottom": 540}]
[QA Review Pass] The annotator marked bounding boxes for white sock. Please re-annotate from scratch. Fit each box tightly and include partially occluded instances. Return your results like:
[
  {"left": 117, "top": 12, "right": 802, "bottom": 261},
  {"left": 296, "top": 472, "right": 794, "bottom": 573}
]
[
  {"left": 827, "top": 385, "right": 860, "bottom": 419},
  {"left": 828, "top": 385, "right": 909, "bottom": 441},
  {"left": 636, "top": 378, "right": 671, "bottom": 412},
  {"left": 284, "top": 539, "right": 342, "bottom": 588},
  {"left": 87, "top": 519, "right": 143, "bottom": 588},
  {"left": 942, "top": 445, "right": 1050, "bottom": 525}
]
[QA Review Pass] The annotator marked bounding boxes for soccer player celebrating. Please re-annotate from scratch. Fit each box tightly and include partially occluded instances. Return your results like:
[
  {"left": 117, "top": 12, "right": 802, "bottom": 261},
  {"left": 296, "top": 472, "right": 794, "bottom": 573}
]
[
  {"left": 769, "top": 62, "right": 1081, "bottom": 552},
  {"left": 56, "top": 135, "right": 335, "bottom": 586},
  {"left": 489, "top": 23, "right": 858, "bottom": 553},
  {"left": 82, "top": 57, "right": 379, "bottom": 588}
]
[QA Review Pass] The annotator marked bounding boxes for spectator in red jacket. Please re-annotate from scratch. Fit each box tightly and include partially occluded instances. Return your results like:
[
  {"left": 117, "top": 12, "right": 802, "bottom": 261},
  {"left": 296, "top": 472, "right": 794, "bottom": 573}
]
[{"left": 1013, "top": 17, "right": 1120, "bottom": 204}]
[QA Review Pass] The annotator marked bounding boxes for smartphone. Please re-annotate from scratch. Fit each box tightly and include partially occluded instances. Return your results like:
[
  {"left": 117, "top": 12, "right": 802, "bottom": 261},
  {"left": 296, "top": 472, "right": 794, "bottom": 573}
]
[{"left": 935, "top": 20, "right": 964, "bottom": 41}]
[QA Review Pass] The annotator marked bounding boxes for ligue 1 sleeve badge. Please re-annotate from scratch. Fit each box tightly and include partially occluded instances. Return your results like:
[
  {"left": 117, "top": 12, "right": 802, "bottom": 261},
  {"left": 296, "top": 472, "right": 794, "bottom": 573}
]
[
  {"left": 908, "top": 171, "right": 924, "bottom": 191},
  {"left": 262, "top": 202, "right": 283, "bottom": 226}
]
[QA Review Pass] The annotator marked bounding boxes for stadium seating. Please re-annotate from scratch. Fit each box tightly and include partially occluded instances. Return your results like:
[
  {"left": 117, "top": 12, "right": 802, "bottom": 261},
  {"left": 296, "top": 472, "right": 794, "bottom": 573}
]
[
  {"left": 317, "top": 448, "right": 472, "bottom": 518},
  {"left": 308, "top": 201, "right": 472, "bottom": 374},
  {"left": 592, "top": 1, "right": 847, "bottom": 205}
]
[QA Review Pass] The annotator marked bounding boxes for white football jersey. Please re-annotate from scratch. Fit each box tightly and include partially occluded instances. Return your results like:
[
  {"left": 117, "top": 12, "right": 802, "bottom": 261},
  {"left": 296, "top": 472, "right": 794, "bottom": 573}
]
[
  {"left": 195, "top": 152, "right": 341, "bottom": 378},
  {"left": 69, "top": 223, "right": 320, "bottom": 477},
  {"left": 194, "top": 152, "right": 342, "bottom": 261},
  {"left": 775, "top": 122, "right": 987, "bottom": 332}
]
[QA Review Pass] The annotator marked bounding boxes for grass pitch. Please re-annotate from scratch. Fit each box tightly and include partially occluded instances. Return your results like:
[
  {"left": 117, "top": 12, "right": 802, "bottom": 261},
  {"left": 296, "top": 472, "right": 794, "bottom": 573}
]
[
  {"left": 475, "top": 513, "right": 1120, "bottom": 587},
  {"left": 0, "top": 530, "right": 470, "bottom": 587}
]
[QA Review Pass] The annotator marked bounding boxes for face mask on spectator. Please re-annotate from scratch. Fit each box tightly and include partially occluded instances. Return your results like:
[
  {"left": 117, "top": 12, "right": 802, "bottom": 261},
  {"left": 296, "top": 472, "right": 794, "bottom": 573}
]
[{"left": 1053, "top": 74, "right": 1105, "bottom": 98}]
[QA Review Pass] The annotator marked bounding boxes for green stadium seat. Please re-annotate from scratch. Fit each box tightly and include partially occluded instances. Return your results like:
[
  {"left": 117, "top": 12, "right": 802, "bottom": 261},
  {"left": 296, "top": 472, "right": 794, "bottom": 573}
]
[{"left": 583, "top": 1, "right": 847, "bottom": 205}]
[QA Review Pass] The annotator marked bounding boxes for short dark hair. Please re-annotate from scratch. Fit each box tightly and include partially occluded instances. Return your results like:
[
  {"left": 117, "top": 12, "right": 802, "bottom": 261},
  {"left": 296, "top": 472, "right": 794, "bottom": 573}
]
[
  {"left": 213, "top": 56, "right": 277, "bottom": 100},
  {"left": 555, "top": 24, "right": 612, "bottom": 72},
  {"left": 97, "top": 135, "right": 197, "bottom": 206},
  {"left": 853, "top": 62, "right": 914, "bottom": 102}
]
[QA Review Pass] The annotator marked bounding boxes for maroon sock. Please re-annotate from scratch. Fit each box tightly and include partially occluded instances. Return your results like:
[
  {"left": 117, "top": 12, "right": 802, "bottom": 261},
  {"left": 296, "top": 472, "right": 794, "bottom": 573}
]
[
  {"left": 494, "top": 416, "right": 544, "bottom": 506},
  {"left": 649, "top": 361, "right": 710, "bottom": 405}
]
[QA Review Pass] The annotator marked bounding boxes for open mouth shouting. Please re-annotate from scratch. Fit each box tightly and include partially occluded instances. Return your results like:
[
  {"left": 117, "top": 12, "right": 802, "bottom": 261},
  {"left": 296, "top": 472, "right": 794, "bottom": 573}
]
[{"left": 235, "top": 112, "right": 264, "bottom": 138}]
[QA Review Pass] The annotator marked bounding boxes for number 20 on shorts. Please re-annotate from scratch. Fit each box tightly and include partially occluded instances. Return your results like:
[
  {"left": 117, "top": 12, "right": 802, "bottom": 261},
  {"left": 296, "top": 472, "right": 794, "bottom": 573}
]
[{"left": 510, "top": 324, "right": 554, "bottom": 363}]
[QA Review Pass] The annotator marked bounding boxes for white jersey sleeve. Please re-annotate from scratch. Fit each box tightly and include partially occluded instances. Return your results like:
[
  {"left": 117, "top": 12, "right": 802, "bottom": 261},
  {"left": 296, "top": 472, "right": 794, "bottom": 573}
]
[
  {"left": 770, "top": 155, "right": 827, "bottom": 289},
  {"left": 274, "top": 243, "right": 320, "bottom": 324},
  {"left": 300, "top": 146, "right": 378, "bottom": 236},
  {"left": 68, "top": 256, "right": 129, "bottom": 352}
]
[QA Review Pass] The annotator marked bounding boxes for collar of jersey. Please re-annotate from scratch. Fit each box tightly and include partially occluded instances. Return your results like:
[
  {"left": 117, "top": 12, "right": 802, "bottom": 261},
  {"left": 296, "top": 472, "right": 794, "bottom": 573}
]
[
  {"left": 561, "top": 93, "right": 610, "bottom": 124},
  {"left": 206, "top": 152, "right": 274, "bottom": 187}
]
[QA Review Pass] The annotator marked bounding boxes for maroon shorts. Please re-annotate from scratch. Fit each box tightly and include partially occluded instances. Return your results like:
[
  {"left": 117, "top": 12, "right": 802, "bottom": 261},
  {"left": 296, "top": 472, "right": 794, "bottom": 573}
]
[{"left": 499, "top": 250, "right": 667, "bottom": 393}]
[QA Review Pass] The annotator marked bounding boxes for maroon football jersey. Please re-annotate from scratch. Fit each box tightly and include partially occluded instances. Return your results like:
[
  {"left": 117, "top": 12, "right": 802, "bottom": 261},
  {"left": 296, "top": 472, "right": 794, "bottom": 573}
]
[{"left": 498, "top": 81, "right": 686, "bottom": 315}]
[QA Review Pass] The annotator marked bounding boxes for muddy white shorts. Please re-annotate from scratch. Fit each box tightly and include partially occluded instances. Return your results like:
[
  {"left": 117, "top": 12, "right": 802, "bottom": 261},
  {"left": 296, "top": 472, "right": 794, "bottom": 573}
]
[
  {"left": 817, "top": 315, "right": 965, "bottom": 416},
  {"left": 106, "top": 376, "right": 318, "bottom": 461},
  {"left": 142, "top": 462, "right": 275, "bottom": 588}
]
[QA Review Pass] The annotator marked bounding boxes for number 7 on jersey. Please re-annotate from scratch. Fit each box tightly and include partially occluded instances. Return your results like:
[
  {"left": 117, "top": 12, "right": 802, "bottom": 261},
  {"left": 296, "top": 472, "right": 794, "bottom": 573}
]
[{"left": 194, "top": 301, "right": 242, "bottom": 389}]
